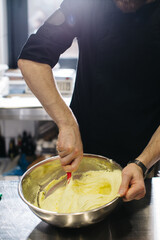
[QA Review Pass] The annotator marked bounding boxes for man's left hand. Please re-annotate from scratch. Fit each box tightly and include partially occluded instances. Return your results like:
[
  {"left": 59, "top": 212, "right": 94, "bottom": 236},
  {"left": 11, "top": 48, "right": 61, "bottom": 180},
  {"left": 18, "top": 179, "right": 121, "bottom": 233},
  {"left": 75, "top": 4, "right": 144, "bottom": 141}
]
[{"left": 118, "top": 163, "right": 146, "bottom": 201}]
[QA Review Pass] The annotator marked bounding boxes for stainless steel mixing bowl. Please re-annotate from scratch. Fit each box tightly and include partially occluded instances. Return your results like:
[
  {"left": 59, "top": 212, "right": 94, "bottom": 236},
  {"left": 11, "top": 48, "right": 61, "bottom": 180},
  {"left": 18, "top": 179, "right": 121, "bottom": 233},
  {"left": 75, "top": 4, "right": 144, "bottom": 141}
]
[{"left": 18, "top": 154, "right": 122, "bottom": 228}]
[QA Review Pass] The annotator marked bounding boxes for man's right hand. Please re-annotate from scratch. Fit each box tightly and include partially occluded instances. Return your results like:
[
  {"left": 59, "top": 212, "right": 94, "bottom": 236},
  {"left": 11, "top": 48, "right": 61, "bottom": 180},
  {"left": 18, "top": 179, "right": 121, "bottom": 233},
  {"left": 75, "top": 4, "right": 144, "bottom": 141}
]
[
  {"left": 57, "top": 123, "right": 83, "bottom": 172},
  {"left": 18, "top": 60, "right": 83, "bottom": 172}
]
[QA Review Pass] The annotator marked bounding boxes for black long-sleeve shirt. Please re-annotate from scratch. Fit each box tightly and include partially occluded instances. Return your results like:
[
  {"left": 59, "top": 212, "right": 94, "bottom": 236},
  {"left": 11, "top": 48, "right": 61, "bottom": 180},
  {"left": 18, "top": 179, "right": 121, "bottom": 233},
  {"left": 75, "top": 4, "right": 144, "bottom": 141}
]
[{"left": 19, "top": 0, "right": 160, "bottom": 167}]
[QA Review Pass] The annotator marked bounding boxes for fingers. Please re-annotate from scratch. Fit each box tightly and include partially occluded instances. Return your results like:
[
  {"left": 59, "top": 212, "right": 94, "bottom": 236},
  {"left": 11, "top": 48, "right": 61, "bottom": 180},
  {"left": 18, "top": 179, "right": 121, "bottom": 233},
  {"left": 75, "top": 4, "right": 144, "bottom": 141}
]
[
  {"left": 62, "top": 156, "right": 82, "bottom": 172},
  {"left": 56, "top": 130, "right": 83, "bottom": 172},
  {"left": 59, "top": 151, "right": 83, "bottom": 172},
  {"left": 118, "top": 172, "right": 131, "bottom": 197},
  {"left": 57, "top": 144, "right": 79, "bottom": 159},
  {"left": 56, "top": 142, "right": 72, "bottom": 156},
  {"left": 122, "top": 182, "right": 146, "bottom": 201},
  {"left": 59, "top": 148, "right": 81, "bottom": 166},
  {"left": 57, "top": 142, "right": 82, "bottom": 165},
  {"left": 119, "top": 164, "right": 146, "bottom": 202},
  {"left": 59, "top": 149, "right": 83, "bottom": 172}
]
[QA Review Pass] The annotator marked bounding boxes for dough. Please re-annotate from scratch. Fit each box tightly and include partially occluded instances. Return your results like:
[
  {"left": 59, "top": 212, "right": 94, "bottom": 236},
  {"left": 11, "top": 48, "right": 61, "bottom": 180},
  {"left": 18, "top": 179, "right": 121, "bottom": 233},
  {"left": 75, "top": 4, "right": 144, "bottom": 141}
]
[{"left": 38, "top": 169, "right": 122, "bottom": 213}]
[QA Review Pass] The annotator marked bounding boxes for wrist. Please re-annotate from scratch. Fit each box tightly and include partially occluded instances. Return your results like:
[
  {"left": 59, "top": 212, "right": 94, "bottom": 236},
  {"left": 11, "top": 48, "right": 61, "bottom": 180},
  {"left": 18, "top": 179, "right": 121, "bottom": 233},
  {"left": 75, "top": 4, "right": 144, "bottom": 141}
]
[
  {"left": 45, "top": 98, "right": 77, "bottom": 129},
  {"left": 58, "top": 113, "right": 78, "bottom": 129},
  {"left": 128, "top": 159, "right": 148, "bottom": 178}
]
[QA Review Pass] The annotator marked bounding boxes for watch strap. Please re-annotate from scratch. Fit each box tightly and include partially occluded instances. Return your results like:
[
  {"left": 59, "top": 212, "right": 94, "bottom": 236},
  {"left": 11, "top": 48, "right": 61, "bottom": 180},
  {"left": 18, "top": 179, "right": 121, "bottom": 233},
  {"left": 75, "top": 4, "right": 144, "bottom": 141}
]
[{"left": 128, "top": 159, "right": 148, "bottom": 177}]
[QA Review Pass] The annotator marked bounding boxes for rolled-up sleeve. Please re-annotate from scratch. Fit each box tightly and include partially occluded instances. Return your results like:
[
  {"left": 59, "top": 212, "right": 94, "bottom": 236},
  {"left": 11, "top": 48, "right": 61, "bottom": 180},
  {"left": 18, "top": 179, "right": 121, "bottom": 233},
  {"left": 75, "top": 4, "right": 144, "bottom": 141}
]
[{"left": 18, "top": 0, "right": 80, "bottom": 68}]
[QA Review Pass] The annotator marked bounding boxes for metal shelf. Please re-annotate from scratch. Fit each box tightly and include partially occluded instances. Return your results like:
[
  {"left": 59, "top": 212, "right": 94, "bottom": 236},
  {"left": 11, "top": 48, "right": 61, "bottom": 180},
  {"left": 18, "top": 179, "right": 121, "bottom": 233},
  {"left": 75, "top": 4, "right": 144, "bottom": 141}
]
[
  {"left": 0, "top": 107, "right": 51, "bottom": 120},
  {"left": 0, "top": 96, "right": 71, "bottom": 121}
]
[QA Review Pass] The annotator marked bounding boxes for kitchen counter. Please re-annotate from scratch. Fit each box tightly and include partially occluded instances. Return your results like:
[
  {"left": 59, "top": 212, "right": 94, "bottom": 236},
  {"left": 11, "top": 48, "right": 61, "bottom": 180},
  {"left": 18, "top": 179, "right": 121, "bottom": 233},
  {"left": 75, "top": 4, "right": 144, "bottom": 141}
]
[
  {"left": 0, "top": 67, "right": 74, "bottom": 121},
  {"left": 0, "top": 95, "right": 71, "bottom": 120},
  {"left": 0, "top": 176, "right": 160, "bottom": 240}
]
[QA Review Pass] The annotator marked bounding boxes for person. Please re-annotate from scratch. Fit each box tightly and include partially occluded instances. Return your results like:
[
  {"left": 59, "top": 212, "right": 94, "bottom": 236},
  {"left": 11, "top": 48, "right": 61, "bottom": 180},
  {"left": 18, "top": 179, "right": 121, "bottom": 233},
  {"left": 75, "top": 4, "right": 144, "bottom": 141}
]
[{"left": 18, "top": 0, "right": 160, "bottom": 202}]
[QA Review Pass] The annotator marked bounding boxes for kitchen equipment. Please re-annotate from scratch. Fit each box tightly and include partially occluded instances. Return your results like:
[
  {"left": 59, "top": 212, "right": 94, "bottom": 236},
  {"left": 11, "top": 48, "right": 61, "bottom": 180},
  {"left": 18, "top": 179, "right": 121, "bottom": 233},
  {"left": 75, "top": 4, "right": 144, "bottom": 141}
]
[
  {"left": 0, "top": 65, "right": 9, "bottom": 96},
  {"left": 25, "top": 68, "right": 76, "bottom": 96},
  {"left": 18, "top": 154, "right": 122, "bottom": 228},
  {"left": 0, "top": 64, "right": 8, "bottom": 77},
  {"left": 0, "top": 77, "right": 9, "bottom": 96},
  {"left": 53, "top": 68, "right": 76, "bottom": 96}
]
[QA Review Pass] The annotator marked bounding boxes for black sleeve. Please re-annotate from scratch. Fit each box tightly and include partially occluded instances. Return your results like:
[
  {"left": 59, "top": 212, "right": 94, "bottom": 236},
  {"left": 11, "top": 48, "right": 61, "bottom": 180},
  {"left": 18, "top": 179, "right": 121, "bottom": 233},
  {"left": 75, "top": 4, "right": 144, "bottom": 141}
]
[{"left": 18, "top": 0, "right": 81, "bottom": 68}]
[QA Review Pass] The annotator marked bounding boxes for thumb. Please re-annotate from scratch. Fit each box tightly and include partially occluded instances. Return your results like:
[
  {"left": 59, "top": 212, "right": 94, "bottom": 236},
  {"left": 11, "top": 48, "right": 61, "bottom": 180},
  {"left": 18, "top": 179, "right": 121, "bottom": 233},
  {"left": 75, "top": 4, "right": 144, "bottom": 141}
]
[{"left": 118, "top": 172, "right": 131, "bottom": 197}]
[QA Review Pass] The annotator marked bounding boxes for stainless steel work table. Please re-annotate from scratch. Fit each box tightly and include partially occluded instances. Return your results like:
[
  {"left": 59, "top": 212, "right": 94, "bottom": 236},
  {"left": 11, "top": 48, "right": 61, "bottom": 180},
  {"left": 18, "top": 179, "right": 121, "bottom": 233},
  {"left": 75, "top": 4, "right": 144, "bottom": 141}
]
[
  {"left": 0, "top": 96, "right": 71, "bottom": 120},
  {"left": 0, "top": 176, "right": 160, "bottom": 240},
  {"left": 0, "top": 107, "right": 52, "bottom": 121}
]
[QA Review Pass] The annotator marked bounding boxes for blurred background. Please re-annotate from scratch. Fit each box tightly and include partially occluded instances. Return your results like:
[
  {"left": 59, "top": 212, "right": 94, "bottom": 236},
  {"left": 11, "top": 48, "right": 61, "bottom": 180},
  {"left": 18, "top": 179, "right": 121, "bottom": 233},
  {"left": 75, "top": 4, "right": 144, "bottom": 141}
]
[{"left": 0, "top": 0, "right": 78, "bottom": 176}]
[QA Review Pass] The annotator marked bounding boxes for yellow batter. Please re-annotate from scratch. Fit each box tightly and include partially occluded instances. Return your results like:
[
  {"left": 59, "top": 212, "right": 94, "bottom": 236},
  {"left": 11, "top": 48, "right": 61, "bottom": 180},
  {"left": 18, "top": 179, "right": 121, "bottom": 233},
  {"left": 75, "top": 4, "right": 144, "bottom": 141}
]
[{"left": 38, "top": 169, "right": 122, "bottom": 213}]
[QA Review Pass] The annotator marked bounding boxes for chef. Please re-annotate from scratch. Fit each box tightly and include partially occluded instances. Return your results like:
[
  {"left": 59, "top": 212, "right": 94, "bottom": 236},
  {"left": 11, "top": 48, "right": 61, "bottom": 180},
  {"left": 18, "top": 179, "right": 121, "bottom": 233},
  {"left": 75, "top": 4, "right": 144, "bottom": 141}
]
[{"left": 18, "top": 0, "right": 160, "bottom": 201}]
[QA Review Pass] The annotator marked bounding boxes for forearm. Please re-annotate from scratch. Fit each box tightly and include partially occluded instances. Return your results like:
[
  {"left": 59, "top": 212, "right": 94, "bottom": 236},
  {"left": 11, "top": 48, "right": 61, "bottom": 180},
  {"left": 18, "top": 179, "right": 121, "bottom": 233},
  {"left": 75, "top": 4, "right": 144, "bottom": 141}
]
[
  {"left": 136, "top": 125, "right": 160, "bottom": 169},
  {"left": 18, "top": 59, "right": 77, "bottom": 129},
  {"left": 18, "top": 59, "right": 83, "bottom": 172},
  {"left": 119, "top": 126, "right": 160, "bottom": 201}
]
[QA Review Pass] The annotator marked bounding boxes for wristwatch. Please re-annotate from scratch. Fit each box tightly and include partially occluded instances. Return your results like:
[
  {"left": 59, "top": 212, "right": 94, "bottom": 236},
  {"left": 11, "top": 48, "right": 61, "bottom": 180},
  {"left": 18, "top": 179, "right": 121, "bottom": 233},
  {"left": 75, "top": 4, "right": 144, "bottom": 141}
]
[{"left": 128, "top": 159, "right": 148, "bottom": 178}]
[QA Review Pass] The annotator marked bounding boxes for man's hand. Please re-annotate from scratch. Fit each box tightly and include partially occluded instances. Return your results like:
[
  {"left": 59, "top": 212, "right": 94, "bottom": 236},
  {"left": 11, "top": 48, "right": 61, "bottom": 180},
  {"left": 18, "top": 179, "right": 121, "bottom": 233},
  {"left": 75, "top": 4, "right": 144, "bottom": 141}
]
[
  {"left": 118, "top": 163, "right": 146, "bottom": 201},
  {"left": 118, "top": 125, "right": 160, "bottom": 201},
  {"left": 57, "top": 123, "right": 83, "bottom": 172},
  {"left": 18, "top": 60, "right": 83, "bottom": 173}
]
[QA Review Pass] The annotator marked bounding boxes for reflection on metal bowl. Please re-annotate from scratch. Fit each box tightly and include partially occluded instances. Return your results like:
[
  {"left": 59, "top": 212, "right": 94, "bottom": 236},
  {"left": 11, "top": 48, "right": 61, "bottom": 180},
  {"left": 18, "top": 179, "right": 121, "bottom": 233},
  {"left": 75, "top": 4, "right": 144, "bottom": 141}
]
[{"left": 18, "top": 154, "right": 122, "bottom": 228}]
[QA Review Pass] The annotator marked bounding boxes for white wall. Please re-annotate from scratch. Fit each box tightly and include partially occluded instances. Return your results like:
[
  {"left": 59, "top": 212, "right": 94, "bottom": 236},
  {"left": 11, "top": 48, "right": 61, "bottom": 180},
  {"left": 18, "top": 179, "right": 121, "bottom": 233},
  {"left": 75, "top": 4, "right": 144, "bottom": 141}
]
[{"left": 0, "top": 0, "right": 8, "bottom": 64}]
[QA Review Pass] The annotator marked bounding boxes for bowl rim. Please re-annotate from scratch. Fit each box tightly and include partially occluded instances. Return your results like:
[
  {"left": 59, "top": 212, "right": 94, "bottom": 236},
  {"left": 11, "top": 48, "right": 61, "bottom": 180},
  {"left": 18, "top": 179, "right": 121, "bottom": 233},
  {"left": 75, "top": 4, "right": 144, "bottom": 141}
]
[{"left": 18, "top": 153, "right": 122, "bottom": 216}]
